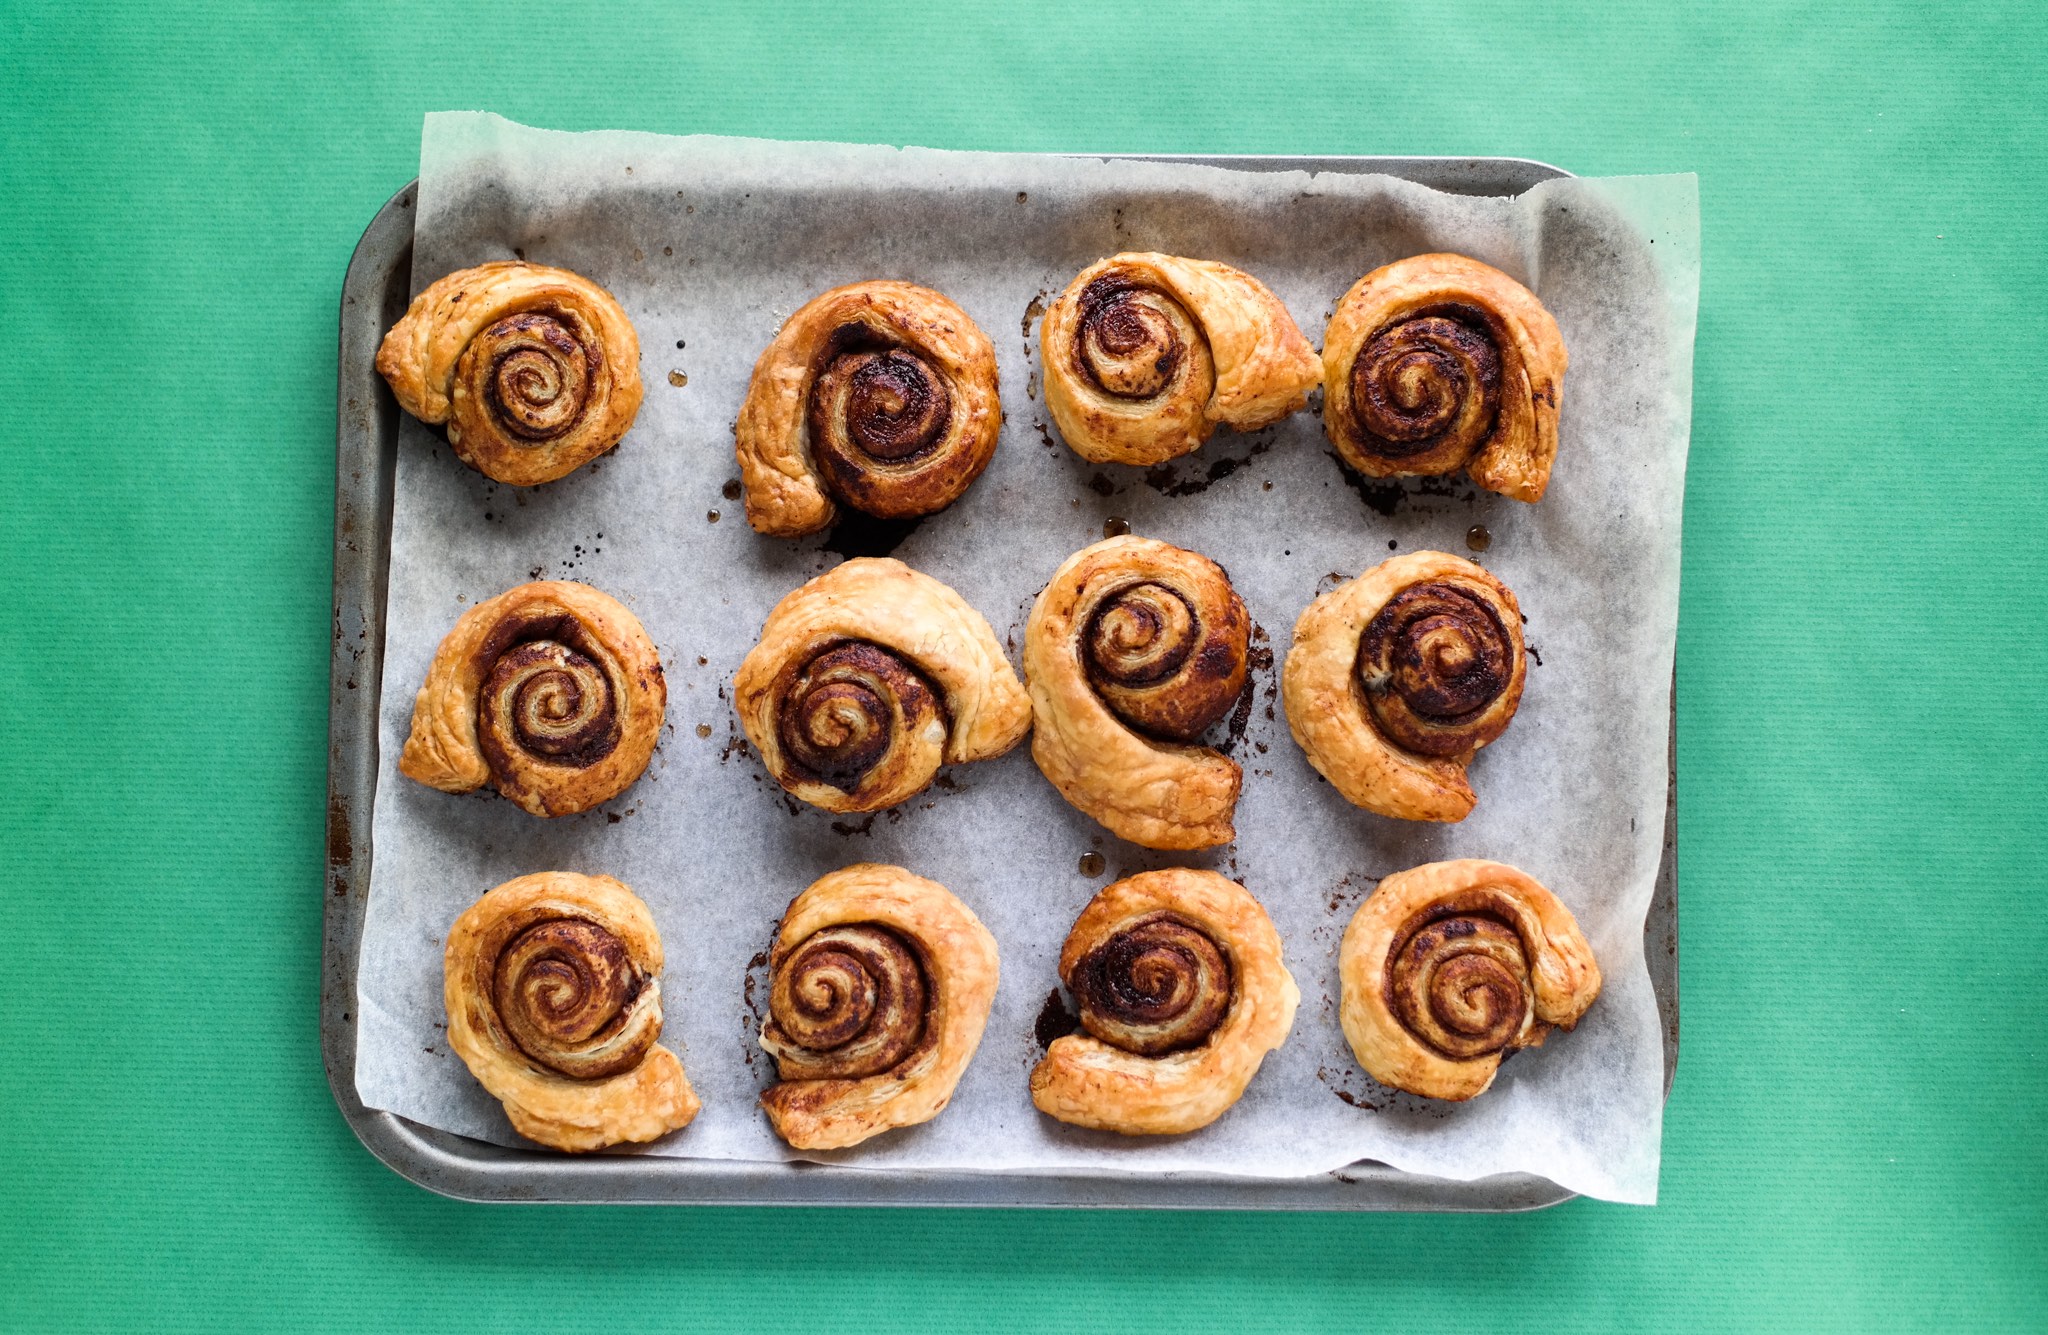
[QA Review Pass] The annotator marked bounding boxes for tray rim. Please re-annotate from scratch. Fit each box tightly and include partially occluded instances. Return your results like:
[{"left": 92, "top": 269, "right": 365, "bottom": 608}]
[{"left": 324, "top": 151, "right": 1679, "bottom": 1211}]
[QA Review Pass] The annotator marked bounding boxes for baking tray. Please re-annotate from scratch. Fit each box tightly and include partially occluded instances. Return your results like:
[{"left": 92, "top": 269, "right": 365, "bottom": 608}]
[{"left": 324, "top": 154, "right": 1679, "bottom": 1210}]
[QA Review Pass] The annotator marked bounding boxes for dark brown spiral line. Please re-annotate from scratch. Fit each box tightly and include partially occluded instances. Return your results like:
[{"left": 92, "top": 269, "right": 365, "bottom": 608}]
[
  {"left": 1386, "top": 912, "right": 1533, "bottom": 1060},
  {"left": 1074, "top": 277, "right": 1191, "bottom": 401},
  {"left": 1347, "top": 307, "right": 1502, "bottom": 461},
  {"left": 811, "top": 348, "right": 953, "bottom": 464},
  {"left": 1073, "top": 914, "right": 1233, "bottom": 1056},
  {"left": 1355, "top": 582, "right": 1517, "bottom": 756},
  {"left": 776, "top": 641, "right": 942, "bottom": 793},
  {"left": 478, "top": 638, "right": 623, "bottom": 769},
  {"left": 492, "top": 917, "right": 657, "bottom": 1079},
  {"left": 1083, "top": 582, "right": 1245, "bottom": 742},
  {"left": 478, "top": 309, "right": 601, "bottom": 443},
  {"left": 766, "top": 925, "right": 928, "bottom": 1080}
]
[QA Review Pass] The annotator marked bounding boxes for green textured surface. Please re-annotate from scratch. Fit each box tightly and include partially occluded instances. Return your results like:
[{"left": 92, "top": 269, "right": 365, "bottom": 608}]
[{"left": 3, "top": 0, "right": 2044, "bottom": 1329}]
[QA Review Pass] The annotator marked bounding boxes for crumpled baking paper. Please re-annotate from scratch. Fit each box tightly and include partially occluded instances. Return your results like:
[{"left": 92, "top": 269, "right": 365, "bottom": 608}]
[{"left": 355, "top": 113, "right": 1695, "bottom": 1205}]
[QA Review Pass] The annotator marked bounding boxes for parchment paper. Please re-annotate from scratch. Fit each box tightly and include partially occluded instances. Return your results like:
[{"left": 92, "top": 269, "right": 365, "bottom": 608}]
[{"left": 355, "top": 113, "right": 1696, "bottom": 1204}]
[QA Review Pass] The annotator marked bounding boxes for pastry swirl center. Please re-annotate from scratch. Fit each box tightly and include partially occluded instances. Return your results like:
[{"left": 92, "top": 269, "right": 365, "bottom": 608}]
[
  {"left": 814, "top": 349, "right": 953, "bottom": 463},
  {"left": 492, "top": 917, "right": 658, "bottom": 1080},
  {"left": 483, "top": 311, "right": 596, "bottom": 442},
  {"left": 1080, "top": 575, "right": 1247, "bottom": 742},
  {"left": 777, "top": 641, "right": 942, "bottom": 792},
  {"left": 1073, "top": 914, "right": 1233, "bottom": 1056},
  {"left": 1076, "top": 279, "right": 1194, "bottom": 401},
  {"left": 1356, "top": 582, "right": 1517, "bottom": 756},
  {"left": 1348, "top": 311, "right": 1502, "bottom": 460},
  {"left": 765, "top": 924, "right": 928, "bottom": 1079},
  {"left": 1087, "top": 583, "right": 1198, "bottom": 688},
  {"left": 480, "top": 639, "right": 623, "bottom": 767},
  {"left": 1387, "top": 914, "right": 1532, "bottom": 1060}
]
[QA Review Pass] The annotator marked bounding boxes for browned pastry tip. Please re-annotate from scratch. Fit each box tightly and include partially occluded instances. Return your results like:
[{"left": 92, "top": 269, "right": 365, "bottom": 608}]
[
  {"left": 1024, "top": 536, "right": 1249, "bottom": 849},
  {"left": 1339, "top": 859, "right": 1600, "bottom": 1101},
  {"left": 400, "top": 580, "right": 666, "bottom": 817},
  {"left": 444, "top": 872, "right": 698, "bottom": 1151},
  {"left": 1322, "top": 254, "right": 1567, "bottom": 502},
  {"left": 1042, "top": 253, "right": 1321, "bottom": 466},
  {"left": 758, "top": 863, "right": 999, "bottom": 1150},
  {"left": 733, "top": 558, "right": 1030, "bottom": 813},
  {"left": 376, "top": 261, "right": 644, "bottom": 486},
  {"left": 1282, "top": 551, "right": 1525, "bottom": 823},
  {"left": 1030, "top": 868, "right": 1297, "bottom": 1135},
  {"left": 735, "top": 281, "right": 1001, "bottom": 536}
]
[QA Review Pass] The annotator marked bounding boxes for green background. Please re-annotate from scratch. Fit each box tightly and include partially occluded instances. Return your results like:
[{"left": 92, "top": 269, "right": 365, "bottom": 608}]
[{"left": 4, "top": 0, "right": 2043, "bottom": 1328}]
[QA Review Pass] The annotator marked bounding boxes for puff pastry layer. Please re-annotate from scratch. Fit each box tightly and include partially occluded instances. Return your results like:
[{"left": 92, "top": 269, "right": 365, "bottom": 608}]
[
  {"left": 1031, "top": 869, "right": 1297, "bottom": 1135},
  {"left": 736, "top": 281, "right": 1001, "bottom": 536},
  {"left": 1043, "top": 253, "right": 1321, "bottom": 466},
  {"left": 445, "top": 872, "right": 699, "bottom": 1151},
  {"left": 734, "top": 558, "right": 1030, "bottom": 813},
  {"left": 1322, "top": 254, "right": 1567, "bottom": 502},
  {"left": 377, "top": 261, "right": 644, "bottom": 486},
  {"left": 759, "top": 863, "right": 1000, "bottom": 1150},
  {"left": 1283, "top": 551, "right": 1525, "bottom": 823},
  {"left": 1339, "top": 859, "right": 1600, "bottom": 1101},
  {"left": 400, "top": 580, "right": 666, "bottom": 817},
  {"left": 1024, "top": 536, "right": 1249, "bottom": 848}
]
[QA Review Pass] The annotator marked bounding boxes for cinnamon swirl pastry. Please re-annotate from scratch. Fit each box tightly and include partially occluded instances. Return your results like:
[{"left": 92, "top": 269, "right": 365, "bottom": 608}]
[
  {"left": 759, "top": 863, "right": 1000, "bottom": 1150},
  {"left": 377, "top": 262, "right": 644, "bottom": 486},
  {"left": 1339, "top": 859, "right": 1600, "bottom": 1101},
  {"left": 1043, "top": 253, "right": 1321, "bottom": 466},
  {"left": 1283, "top": 552, "right": 1525, "bottom": 823},
  {"left": 1030, "top": 869, "right": 1296, "bottom": 1135},
  {"left": 445, "top": 872, "right": 698, "bottom": 1151},
  {"left": 400, "top": 581, "right": 665, "bottom": 817},
  {"left": 734, "top": 558, "right": 1030, "bottom": 813},
  {"left": 1024, "top": 536, "right": 1248, "bottom": 849},
  {"left": 736, "top": 281, "right": 1001, "bottom": 536},
  {"left": 1322, "top": 254, "right": 1567, "bottom": 502}
]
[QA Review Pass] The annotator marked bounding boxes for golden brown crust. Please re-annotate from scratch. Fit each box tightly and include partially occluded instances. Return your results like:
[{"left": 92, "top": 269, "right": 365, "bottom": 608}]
[
  {"left": 1321, "top": 253, "right": 1567, "bottom": 502},
  {"left": 376, "top": 262, "right": 644, "bottom": 486},
  {"left": 736, "top": 281, "right": 1001, "bottom": 536},
  {"left": 1043, "top": 253, "right": 1321, "bottom": 466},
  {"left": 733, "top": 558, "right": 1030, "bottom": 813},
  {"left": 399, "top": 581, "right": 666, "bottom": 817},
  {"left": 1024, "top": 536, "right": 1249, "bottom": 848},
  {"left": 1338, "top": 859, "right": 1600, "bottom": 1101},
  {"left": 1282, "top": 552, "right": 1524, "bottom": 823},
  {"left": 1030, "top": 869, "right": 1297, "bottom": 1135},
  {"left": 759, "top": 863, "right": 1000, "bottom": 1150},
  {"left": 444, "top": 872, "right": 699, "bottom": 1151}
]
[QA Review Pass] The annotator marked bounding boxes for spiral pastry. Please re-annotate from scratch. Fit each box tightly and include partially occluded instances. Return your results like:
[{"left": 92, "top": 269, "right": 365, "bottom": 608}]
[
  {"left": 1024, "top": 536, "right": 1249, "bottom": 849},
  {"left": 733, "top": 558, "right": 1030, "bottom": 813},
  {"left": 1339, "top": 859, "right": 1601, "bottom": 1101},
  {"left": 1030, "top": 869, "right": 1297, "bottom": 1136},
  {"left": 1322, "top": 253, "right": 1568, "bottom": 502},
  {"left": 759, "top": 863, "right": 1000, "bottom": 1150},
  {"left": 1043, "top": 253, "right": 1321, "bottom": 466},
  {"left": 444, "top": 872, "right": 699, "bottom": 1151},
  {"left": 1282, "top": 551, "right": 1525, "bottom": 823},
  {"left": 400, "top": 580, "right": 666, "bottom": 817},
  {"left": 376, "top": 262, "right": 644, "bottom": 486},
  {"left": 735, "top": 281, "right": 1001, "bottom": 536}
]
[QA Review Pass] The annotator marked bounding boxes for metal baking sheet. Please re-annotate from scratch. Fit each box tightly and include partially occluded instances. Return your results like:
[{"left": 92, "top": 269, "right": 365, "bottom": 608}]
[{"left": 324, "top": 154, "right": 1678, "bottom": 1210}]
